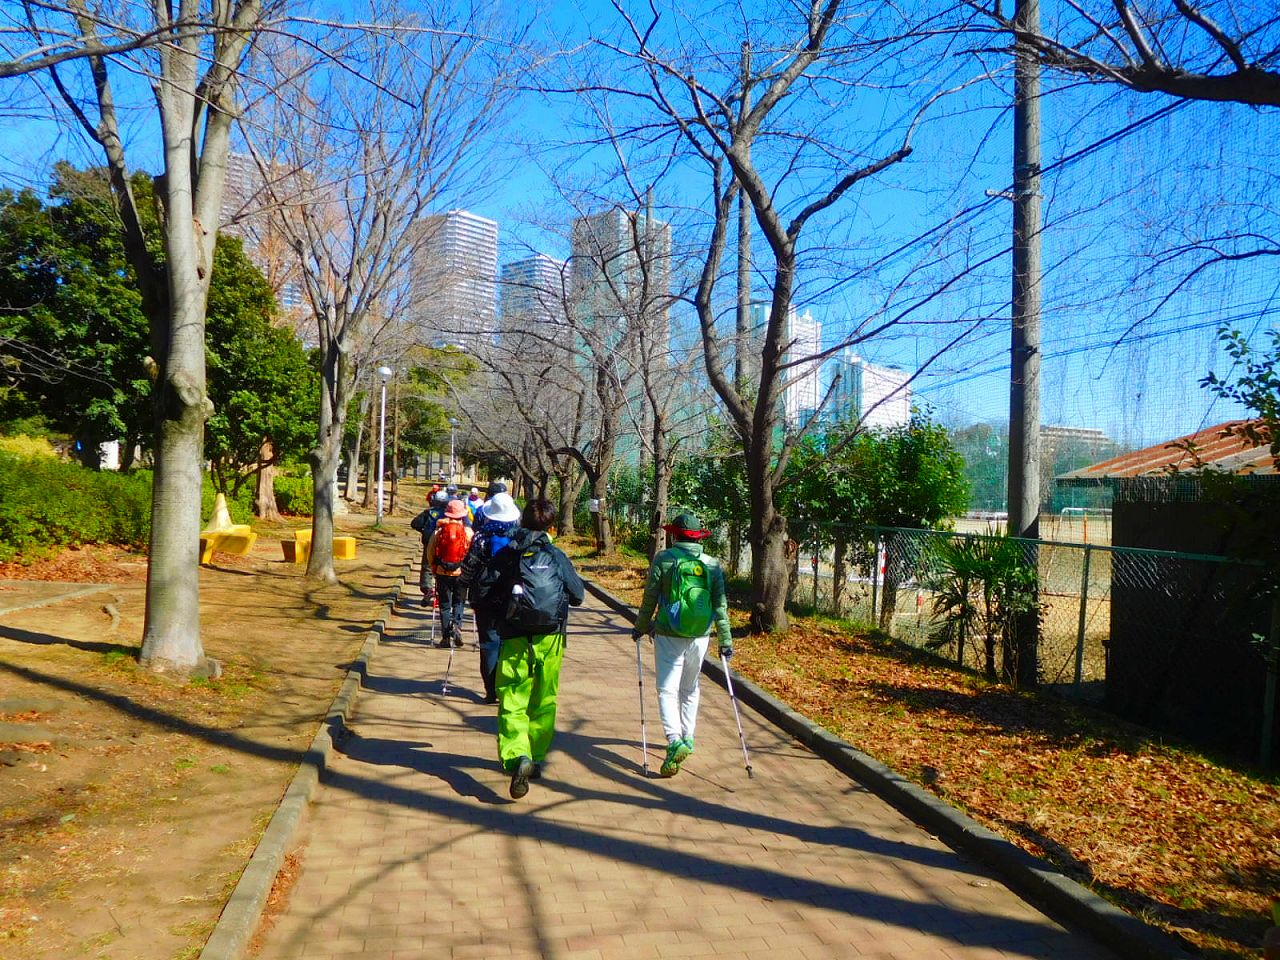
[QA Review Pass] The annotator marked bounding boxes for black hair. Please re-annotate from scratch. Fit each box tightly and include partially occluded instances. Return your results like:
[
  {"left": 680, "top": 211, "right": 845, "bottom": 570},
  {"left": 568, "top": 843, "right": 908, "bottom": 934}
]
[{"left": 522, "top": 498, "right": 556, "bottom": 531}]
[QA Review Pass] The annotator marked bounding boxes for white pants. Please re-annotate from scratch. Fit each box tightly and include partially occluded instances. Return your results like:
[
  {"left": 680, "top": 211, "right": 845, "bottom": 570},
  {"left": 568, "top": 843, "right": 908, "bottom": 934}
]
[{"left": 653, "top": 633, "right": 710, "bottom": 744}]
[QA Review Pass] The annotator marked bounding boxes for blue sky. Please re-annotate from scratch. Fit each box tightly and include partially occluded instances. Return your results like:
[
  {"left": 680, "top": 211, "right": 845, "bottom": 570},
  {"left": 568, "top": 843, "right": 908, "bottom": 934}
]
[{"left": 1, "top": 0, "right": 1274, "bottom": 447}]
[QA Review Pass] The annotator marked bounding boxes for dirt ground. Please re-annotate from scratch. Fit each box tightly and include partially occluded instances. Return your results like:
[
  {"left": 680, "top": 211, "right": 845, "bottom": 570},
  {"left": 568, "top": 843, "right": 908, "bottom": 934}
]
[{"left": 0, "top": 514, "right": 418, "bottom": 960}]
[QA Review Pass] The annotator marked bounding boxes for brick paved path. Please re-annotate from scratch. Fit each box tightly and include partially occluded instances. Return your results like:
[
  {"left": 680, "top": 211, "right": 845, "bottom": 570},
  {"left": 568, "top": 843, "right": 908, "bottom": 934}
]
[{"left": 256, "top": 579, "right": 1116, "bottom": 960}]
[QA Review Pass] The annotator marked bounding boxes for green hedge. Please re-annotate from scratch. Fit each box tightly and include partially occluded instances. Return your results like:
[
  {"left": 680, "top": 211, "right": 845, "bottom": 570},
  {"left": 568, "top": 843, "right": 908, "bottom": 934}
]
[
  {"left": 0, "top": 452, "right": 152, "bottom": 562},
  {"left": 273, "top": 474, "right": 314, "bottom": 516}
]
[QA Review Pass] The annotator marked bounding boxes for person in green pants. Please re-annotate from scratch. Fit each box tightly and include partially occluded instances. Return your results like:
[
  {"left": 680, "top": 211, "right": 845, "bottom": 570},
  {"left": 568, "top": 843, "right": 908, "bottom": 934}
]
[{"left": 491, "top": 498, "right": 584, "bottom": 800}]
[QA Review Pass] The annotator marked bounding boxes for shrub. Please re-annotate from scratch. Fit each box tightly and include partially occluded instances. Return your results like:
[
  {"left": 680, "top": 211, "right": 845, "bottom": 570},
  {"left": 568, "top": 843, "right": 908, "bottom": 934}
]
[
  {"left": 273, "top": 474, "right": 314, "bottom": 516},
  {"left": 0, "top": 435, "right": 58, "bottom": 459},
  {"left": 0, "top": 453, "right": 151, "bottom": 562}
]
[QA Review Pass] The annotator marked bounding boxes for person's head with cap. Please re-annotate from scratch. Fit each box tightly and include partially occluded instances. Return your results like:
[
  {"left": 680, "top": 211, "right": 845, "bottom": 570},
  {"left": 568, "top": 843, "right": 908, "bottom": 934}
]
[
  {"left": 486, "top": 480, "right": 507, "bottom": 497},
  {"left": 444, "top": 497, "right": 468, "bottom": 520},
  {"left": 446, "top": 484, "right": 457, "bottom": 496},
  {"left": 433, "top": 490, "right": 448, "bottom": 505},
  {"left": 483, "top": 492, "right": 520, "bottom": 524},
  {"left": 469, "top": 487, "right": 481, "bottom": 499},
  {"left": 663, "top": 511, "right": 710, "bottom": 543}
]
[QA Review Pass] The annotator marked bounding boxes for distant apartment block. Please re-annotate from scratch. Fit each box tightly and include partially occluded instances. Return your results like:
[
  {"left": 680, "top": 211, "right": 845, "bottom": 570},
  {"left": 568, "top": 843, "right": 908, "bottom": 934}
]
[
  {"left": 500, "top": 254, "right": 568, "bottom": 358},
  {"left": 218, "top": 152, "right": 307, "bottom": 316},
  {"left": 501, "top": 254, "right": 567, "bottom": 330},
  {"left": 410, "top": 210, "right": 499, "bottom": 349},
  {"left": 569, "top": 206, "right": 671, "bottom": 342},
  {"left": 828, "top": 350, "right": 912, "bottom": 429},
  {"left": 782, "top": 307, "right": 823, "bottom": 425}
]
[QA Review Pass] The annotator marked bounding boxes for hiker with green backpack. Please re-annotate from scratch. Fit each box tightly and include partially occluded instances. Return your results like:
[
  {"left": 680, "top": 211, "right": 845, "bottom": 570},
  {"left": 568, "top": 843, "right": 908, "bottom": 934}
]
[{"left": 632, "top": 512, "right": 733, "bottom": 777}]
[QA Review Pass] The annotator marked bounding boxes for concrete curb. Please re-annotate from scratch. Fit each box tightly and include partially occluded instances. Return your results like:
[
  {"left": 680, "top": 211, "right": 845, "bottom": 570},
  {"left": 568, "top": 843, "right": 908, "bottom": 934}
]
[
  {"left": 199, "top": 559, "right": 414, "bottom": 960},
  {"left": 582, "top": 578, "right": 1197, "bottom": 960}
]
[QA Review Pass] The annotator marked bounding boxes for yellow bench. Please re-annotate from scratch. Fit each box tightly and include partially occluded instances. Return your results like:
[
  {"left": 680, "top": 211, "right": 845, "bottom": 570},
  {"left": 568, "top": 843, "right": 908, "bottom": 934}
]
[
  {"left": 281, "top": 529, "right": 356, "bottom": 562},
  {"left": 199, "top": 525, "right": 258, "bottom": 564}
]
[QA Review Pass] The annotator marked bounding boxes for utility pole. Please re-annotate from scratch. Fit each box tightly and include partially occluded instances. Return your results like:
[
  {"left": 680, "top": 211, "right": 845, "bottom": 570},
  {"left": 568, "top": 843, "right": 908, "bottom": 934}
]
[
  {"left": 734, "top": 40, "right": 752, "bottom": 395},
  {"left": 1007, "top": 0, "right": 1042, "bottom": 688}
]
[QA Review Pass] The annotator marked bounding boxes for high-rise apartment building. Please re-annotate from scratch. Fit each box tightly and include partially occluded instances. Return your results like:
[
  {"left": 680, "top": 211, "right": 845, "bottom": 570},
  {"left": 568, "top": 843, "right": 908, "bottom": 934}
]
[
  {"left": 569, "top": 206, "right": 671, "bottom": 340},
  {"left": 218, "top": 152, "right": 307, "bottom": 315},
  {"left": 410, "top": 210, "right": 499, "bottom": 349},
  {"left": 828, "top": 350, "right": 912, "bottom": 429},
  {"left": 500, "top": 254, "right": 568, "bottom": 358},
  {"left": 781, "top": 308, "right": 823, "bottom": 425}
]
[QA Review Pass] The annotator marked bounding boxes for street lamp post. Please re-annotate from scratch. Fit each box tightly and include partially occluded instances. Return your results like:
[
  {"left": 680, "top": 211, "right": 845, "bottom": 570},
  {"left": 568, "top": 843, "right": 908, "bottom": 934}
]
[
  {"left": 376, "top": 366, "right": 392, "bottom": 523},
  {"left": 448, "top": 417, "right": 460, "bottom": 482}
]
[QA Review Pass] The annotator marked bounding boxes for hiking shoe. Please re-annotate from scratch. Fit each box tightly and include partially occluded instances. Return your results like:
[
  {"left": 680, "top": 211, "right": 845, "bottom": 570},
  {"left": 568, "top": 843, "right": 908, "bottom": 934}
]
[
  {"left": 660, "top": 740, "right": 688, "bottom": 777},
  {"left": 680, "top": 737, "right": 694, "bottom": 757},
  {"left": 451, "top": 628, "right": 464, "bottom": 647},
  {"left": 530, "top": 762, "right": 542, "bottom": 781},
  {"left": 509, "top": 756, "right": 534, "bottom": 799},
  {"left": 434, "top": 636, "right": 451, "bottom": 648}
]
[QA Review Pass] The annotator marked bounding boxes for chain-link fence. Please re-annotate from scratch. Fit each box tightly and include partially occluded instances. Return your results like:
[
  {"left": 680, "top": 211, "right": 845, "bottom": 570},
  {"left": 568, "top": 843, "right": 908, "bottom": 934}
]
[{"left": 786, "top": 523, "right": 1278, "bottom": 764}]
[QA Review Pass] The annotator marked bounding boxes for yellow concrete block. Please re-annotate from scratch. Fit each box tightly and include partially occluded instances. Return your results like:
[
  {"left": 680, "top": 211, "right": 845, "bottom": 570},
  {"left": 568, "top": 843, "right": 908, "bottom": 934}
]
[
  {"left": 199, "top": 535, "right": 220, "bottom": 565},
  {"left": 332, "top": 536, "right": 357, "bottom": 560},
  {"left": 227, "top": 524, "right": 253, "bottom": 537},
  {"left": 218, "top": 531, "right": 257, "bottom": 556},
  {"left": 294, "top": 528, "right": 312, "bottom": 547}
]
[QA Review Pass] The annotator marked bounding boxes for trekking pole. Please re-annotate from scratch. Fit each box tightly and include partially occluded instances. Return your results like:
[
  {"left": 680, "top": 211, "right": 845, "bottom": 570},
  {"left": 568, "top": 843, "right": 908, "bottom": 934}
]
[
  {"left": 721, "top": 653, "right": 753, "bottom": 778},
  {"left": 443, "top": 639, "right": 456, "bottom": 694},
  {"left": 428, "top": 591, "right": 438, "bottom": 645},
  {"left": 634, "top": 637, "right": 650, "bottom": 777}
]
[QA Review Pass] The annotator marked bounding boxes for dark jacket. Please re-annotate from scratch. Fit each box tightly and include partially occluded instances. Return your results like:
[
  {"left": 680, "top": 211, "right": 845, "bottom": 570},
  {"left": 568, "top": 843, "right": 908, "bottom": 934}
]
[{"left": 490, "top": 529, "right": 584, "bottom": 639}]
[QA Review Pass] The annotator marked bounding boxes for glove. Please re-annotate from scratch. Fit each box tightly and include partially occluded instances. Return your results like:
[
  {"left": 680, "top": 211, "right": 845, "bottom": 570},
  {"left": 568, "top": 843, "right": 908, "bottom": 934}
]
[{"left": 720, "top": 646, "right": 733, "bottom": 660}]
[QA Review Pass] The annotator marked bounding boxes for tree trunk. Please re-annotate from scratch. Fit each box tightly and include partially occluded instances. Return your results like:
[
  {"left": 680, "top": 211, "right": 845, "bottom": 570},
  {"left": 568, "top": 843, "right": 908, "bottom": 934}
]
[
  {"left": 345, "top": 389, "right": 368, "bottom": 501},
  {"left": 831, "top": 534, "right": 848, "bottom": 617},
  {"left": 307, "top": 344, "right": 346, "bottom": 583},
  {"left": 140, "top": 251, "right": 214, "bottom": 674},
  {"left": 362, "top": 391, "right": 378, "bottom": 508},
  {"left": 592, "top": 470, "right": 613, "bottom": 554},
  {"left": 255, "top": 440, "right": 281, "bottom": 521},
  {"left": 555, "top": 463, "right": 585, "bottom": 536},
  {"left": 729, "top": 521, "right": 742, "bottom": 578},
  {"left": 648, "top": 421, "right": 671, "bottom": 560}
]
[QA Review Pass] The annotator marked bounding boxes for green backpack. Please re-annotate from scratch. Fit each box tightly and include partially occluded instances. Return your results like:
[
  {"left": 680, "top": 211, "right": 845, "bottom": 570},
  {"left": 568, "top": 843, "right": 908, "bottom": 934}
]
[{"left": 661, "top": 554, "right": 714, "bottom": 638}]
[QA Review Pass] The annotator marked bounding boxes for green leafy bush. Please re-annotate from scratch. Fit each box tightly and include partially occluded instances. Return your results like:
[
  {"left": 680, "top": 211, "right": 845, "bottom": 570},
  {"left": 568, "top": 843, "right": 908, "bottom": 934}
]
[
  {"left": 273, "top": 474, "right": 314, "bottom": 516},
  {"left": 0, "top": 452, "right": 152, "bottom": 561}
]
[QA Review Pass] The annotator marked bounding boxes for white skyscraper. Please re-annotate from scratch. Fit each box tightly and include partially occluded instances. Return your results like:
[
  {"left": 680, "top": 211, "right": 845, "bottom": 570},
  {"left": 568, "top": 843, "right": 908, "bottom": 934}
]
[
  {"left": 500, "top": 254, "right": 568, "bottom": 357},
  {"left": 782, "top": 308, "right": 823, "bottom": 425},
  {"left": 218, "top": 152, "right": 307, "bottom": 316},
  {"left": 829, "top": 349, "right": 912, "bottom": 429},
  {"left": 569, "top": 206, "right": 671, "bottom": 339},
  {"left": 410, "top": 210, "right": 499, "bottom": 348}
]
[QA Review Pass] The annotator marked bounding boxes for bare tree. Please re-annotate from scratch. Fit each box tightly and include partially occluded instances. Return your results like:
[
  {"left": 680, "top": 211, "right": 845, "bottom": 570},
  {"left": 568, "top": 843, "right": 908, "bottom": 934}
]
[
  {"left": 584, "top": 2, "right": 949, "bottom": 631},
  {"left": 965, "top": 1, "right": 1280, "bottom": 106},
  {"left": 246, "top": 9, "right": 516, "bottom": 581},
  {"left": 0, "top": 0, "right": 276, "bottom": 675}
]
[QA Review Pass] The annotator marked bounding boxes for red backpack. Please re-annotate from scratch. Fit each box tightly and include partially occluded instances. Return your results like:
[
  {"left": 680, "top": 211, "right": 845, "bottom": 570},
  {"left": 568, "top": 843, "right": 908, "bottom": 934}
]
[{"left": 435, "top": 520, "right": 468, "bottom": 572}]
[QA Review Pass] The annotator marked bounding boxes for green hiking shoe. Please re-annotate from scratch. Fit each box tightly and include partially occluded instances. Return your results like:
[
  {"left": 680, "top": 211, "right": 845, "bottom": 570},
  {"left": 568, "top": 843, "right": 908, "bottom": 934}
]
[
  {"left": 680, "top": 737, "right": 694, "bottom": 756},
  {"left": 660, "top": 739, "right": 690, "bottom": 777}
]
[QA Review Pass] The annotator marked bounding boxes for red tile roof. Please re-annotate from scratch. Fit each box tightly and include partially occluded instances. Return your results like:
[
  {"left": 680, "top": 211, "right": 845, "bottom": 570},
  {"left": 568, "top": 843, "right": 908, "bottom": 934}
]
[{"left": 1062, "top": 420, "right": 1276, "bottom": 479}]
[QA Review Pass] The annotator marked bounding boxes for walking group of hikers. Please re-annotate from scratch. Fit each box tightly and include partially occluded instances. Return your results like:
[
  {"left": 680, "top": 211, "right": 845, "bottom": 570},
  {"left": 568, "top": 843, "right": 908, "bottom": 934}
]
[{"left": 412, "top": 482, "right": 736, "bottom": 800}]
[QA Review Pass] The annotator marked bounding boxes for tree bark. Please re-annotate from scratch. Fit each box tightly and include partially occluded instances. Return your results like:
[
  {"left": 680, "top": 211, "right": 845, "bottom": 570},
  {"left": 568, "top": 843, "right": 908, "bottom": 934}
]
[
  {"left": 307, "top": 342, "right": 346, "bottom": 583},
  {"left": 345, "top": 388, "right": 368, "bottom": 501},
  {"left": 362, "top": 390, "right": 378, "bottom": 508},
  {"left": 255, "top": 439, "right": 281, "bottom": 521}
]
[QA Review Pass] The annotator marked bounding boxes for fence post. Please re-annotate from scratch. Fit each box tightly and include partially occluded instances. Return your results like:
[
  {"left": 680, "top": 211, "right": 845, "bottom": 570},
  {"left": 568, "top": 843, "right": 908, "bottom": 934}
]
[
  {"left": 1262, "top": 596, "right": 1280, "bottom": 769},
  {"left": 1074, "top": 544, "right": 1092, "bottom": 691},
  {"left": 870, "top": 531, "right": 880, "bottom": 627}
]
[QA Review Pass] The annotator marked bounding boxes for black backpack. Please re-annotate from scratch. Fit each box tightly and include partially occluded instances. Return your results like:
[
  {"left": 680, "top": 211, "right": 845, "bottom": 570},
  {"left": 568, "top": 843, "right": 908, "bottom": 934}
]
[{"left": 502, "top": 538, "right": 566, "bottom": 632}]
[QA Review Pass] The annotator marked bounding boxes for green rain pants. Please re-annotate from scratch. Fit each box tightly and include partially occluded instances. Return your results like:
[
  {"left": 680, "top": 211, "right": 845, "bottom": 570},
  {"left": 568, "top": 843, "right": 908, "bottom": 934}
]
[{"left": 496, "top": 631, "right": 565, "bottom": 771}]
